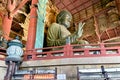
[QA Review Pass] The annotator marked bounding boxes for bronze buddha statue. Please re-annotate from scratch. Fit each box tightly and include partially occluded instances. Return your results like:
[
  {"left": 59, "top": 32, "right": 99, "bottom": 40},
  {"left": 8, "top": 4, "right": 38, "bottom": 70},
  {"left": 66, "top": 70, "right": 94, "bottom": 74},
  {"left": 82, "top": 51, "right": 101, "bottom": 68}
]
[{"left": 47, "top": 10, "right": 88, "bottom": 47}]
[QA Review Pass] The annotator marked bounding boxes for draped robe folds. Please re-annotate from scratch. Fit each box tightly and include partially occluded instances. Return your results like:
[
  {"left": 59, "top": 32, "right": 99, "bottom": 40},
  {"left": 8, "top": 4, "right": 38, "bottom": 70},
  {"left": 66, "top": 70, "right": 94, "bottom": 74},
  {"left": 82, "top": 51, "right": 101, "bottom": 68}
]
[{"left": 47, "top": 23, "right": 87, "bottom": 47}]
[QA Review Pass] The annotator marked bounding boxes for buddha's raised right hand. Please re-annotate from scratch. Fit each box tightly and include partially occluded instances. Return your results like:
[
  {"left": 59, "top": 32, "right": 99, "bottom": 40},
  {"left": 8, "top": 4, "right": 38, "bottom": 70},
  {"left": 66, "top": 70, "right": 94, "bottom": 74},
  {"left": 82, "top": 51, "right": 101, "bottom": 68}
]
[{"left": 76, "top": 22, "right": 85, "bottom": 38}]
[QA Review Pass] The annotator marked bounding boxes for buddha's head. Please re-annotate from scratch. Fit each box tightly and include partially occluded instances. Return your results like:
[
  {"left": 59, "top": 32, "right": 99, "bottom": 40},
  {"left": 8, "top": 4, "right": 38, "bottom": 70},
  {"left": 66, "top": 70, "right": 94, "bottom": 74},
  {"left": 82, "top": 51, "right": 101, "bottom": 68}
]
[{"left": 56, "top": 10, "right": 72, "bottom": 28}]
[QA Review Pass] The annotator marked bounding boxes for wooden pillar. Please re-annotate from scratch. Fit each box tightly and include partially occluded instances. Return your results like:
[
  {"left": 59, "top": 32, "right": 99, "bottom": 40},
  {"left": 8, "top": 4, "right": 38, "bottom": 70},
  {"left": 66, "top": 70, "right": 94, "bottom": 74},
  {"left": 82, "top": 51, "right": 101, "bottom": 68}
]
[
  {"left": 94, "top": 16, "right": 101, "bottom": 43},
  {"left": 1, "top": 0, "right": 29, "bottom": 40},
  {"left": 34, "top": 0, "right": 48, "bottom": 49},
  {"left": 2, "top": 15, "right": 13, "bottom": 40},
  {"left": 26, "top": 0, "right": 38, "bottom": 50}
]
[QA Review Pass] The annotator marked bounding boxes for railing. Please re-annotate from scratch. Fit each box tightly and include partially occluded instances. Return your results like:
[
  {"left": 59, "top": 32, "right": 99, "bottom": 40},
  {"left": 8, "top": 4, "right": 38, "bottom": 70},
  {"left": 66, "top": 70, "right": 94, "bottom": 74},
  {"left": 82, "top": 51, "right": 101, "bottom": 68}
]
[{"left": 24, "top": 42, "right": 120, "bottom": 61}]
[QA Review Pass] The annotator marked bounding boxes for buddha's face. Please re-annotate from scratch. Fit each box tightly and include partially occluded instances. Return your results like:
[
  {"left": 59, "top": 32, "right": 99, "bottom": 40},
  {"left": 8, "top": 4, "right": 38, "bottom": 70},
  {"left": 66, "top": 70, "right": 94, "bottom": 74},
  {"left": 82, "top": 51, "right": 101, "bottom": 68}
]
[{"left": 62, "top": 14, "right": 72, "bottom": 28}]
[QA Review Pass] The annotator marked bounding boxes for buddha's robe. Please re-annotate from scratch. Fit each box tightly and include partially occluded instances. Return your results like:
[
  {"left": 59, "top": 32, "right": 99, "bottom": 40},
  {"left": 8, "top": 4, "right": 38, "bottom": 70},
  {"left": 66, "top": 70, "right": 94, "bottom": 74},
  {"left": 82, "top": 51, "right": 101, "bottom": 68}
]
[{"left": 47, "top": 23, "right": 87, "bottom": 47}]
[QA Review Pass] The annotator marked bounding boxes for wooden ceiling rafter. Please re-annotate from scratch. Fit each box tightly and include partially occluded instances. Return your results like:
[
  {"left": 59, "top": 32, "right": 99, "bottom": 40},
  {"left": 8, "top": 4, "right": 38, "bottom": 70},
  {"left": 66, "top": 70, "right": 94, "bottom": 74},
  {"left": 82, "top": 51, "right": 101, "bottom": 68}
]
[
  {"left": 102, "top": 36, "right": 120, "bottom": 43},
  {"left": 70, "top": 0, "right": 76, "bottom": 3},
  {"left": 55, "top": 0, "right": 73, "bottom": 11},
  {"left": 12, "top": 0, "right": 29, "bottom": 14},
  {"left": 60, "top": 0, "right": 70, "bottom": 11},
  {"left": 86, "top": 35, "right": 96, "bottom": 43},
  {"left": 54, "top": 0, "right": 60, "bottom": 6},
  {"left": 108, "top": 29, "right": 116, "bottom": 38},
  {"left": 71, "top": 0, "right": 90, "bottom": 10},
  {"left": 73, "top": 1, "right": 102, "bottom": 23},
  {"left": 70, "top": 0, "right": 80, "bottom": 21},
  {"left": 10, "top": 30, "right": 23, "bottom": 38},
  {"left": 72, "top": 0, "right": 100, "bottom": 15},
  {"left": 11, "top": 21, "right": 24, "bottom": 35},
  {"left": 100, "top": 26, "right": 120, "bottom": 42},
  {"left": 105, "top": 30, "right": 111, "bottom": 39},
  {"left": 76, "top": 4, "right": 115, "bottom": 23}
]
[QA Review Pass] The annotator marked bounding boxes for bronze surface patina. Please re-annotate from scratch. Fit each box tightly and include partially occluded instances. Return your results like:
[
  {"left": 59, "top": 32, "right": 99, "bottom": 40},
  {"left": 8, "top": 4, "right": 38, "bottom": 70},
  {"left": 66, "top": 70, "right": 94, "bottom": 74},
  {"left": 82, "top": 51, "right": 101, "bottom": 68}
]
[{"left": 47, "top": 10, "right": 89, "bottom": 47}]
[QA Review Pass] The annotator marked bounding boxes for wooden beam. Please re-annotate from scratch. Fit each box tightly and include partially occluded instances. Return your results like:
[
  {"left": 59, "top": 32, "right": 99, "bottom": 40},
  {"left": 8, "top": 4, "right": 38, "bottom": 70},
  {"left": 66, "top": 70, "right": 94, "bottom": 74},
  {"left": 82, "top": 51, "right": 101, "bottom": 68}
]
[
  {"left": 105, "top": 30, "right": 111, "bottom": 39},
  {"left": 72, "top": 0, "right": 100, "bottom": 15},
  {"left": 12, "top": 0, "right": 29, "bottom": 14},
  {"left": 94, "top": 16, "right": 101, "bottom": 42},
  {"left": 102, "top": 36, "right": 120, "bottom": 42}
]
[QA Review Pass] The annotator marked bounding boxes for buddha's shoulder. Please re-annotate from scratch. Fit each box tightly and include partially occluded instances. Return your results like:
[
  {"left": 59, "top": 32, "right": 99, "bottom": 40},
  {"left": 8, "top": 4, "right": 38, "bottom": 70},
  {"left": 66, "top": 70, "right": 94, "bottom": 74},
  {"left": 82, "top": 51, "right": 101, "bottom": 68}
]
[{"left": 51, "top": 23, "right": 61, "bottom": 27}]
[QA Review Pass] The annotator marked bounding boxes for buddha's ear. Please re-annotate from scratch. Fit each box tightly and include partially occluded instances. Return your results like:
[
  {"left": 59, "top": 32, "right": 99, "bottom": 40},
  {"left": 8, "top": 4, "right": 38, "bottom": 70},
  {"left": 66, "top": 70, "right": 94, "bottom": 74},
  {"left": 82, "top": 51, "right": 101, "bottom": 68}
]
[{"left": 57, "top": 17, "right": 64, "bottom": 25}]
